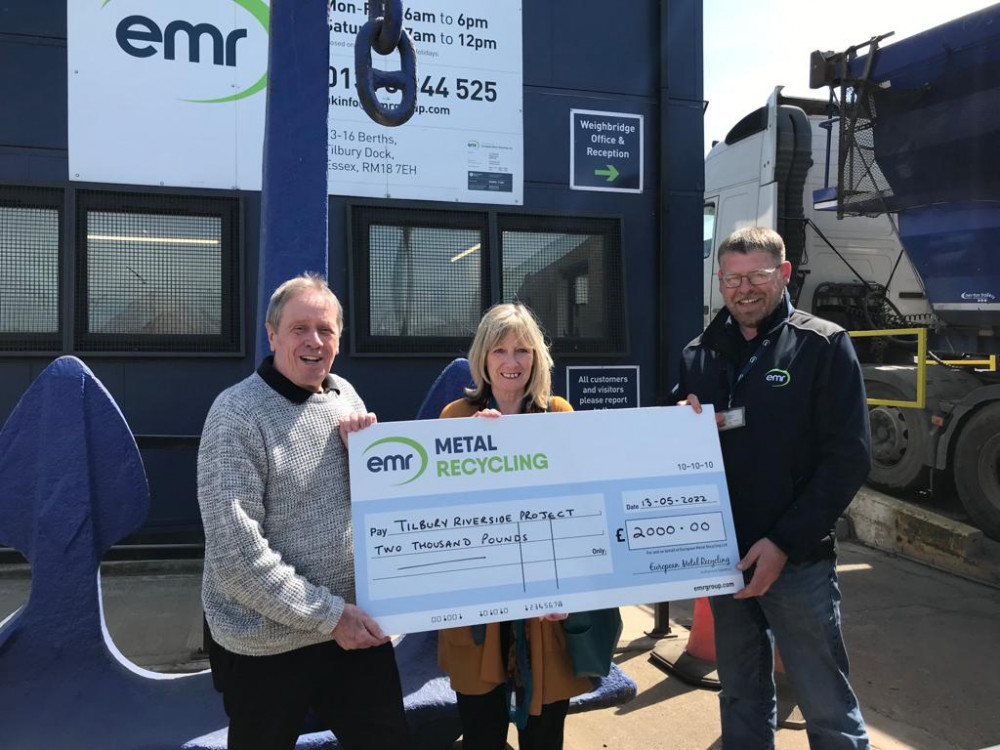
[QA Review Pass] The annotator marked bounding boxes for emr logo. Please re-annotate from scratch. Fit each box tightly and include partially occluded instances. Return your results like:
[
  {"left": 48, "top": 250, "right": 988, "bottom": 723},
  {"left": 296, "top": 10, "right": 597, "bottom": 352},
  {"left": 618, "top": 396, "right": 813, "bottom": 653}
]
[
  {"left": 104, "top": 0, "right": 269, "bottom": 103},
  {"left": 117, "top": 16, "right": 247, "bottom": 66},
  {"left": 363, "top": 437, "right": 429, "bottom": 486},
  {"left": 764, "top": 368, "right": 791, "bottom": 387}
]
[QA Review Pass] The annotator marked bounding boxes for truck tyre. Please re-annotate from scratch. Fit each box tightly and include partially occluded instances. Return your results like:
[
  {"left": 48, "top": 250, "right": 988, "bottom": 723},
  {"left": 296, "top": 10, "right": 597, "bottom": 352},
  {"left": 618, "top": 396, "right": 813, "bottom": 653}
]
[
  {"left": 953, "top": 402, "right": 1000, "bottom": 540},
  {"left": 866, "top": 381, "right": 930, "bottom": 492}
]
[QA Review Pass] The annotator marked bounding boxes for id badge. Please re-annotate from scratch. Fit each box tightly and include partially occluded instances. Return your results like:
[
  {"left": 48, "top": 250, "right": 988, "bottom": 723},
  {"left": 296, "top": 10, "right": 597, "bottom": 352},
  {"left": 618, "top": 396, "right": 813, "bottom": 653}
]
[{"left": 718, "top": 406, "right": 746, "bottom": 431}]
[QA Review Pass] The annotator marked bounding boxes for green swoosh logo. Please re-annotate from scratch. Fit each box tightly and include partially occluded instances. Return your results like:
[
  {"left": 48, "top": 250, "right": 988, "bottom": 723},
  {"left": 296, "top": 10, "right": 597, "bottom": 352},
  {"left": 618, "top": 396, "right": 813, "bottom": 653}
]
[
  {"left": 765, "top": 368, "right": 791, "bottom": 387},
  {"left": 363, "top": 436, "right": 429, "bottom": 486},
  {"left": 103, "top": 0, "right": 270, "bottom": 104}
]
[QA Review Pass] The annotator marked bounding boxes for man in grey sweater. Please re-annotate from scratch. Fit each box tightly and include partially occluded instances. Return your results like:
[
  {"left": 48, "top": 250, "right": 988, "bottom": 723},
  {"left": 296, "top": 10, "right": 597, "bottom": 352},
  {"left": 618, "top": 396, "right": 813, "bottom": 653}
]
[{"left": 198, "top": 274, "right": 409, "bottom": 750}]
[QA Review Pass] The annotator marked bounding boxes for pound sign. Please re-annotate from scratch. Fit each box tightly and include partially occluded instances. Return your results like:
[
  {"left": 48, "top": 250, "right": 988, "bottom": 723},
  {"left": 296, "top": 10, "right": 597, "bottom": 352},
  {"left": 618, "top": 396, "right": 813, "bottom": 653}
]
[{"left": 615, "top": 528, "right": 625, "bottom": 543}]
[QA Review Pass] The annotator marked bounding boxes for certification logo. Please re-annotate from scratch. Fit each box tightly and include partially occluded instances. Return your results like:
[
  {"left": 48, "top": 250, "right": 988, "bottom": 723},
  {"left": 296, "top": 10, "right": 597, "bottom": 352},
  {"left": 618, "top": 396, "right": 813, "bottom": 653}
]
[
  {"left": 363, "top": 436, "right": 429, "bottom": 486},
  {"left": 105, "top": 0, "right": 270, "bottom": 103},
  {"left": 764, "top": 368, "right": 791, "bottom": 387}
]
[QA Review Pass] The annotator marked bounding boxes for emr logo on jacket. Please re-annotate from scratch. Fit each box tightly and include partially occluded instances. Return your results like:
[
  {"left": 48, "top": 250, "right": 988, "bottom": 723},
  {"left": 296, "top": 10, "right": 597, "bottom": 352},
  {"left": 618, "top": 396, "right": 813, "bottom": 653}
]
[{"left": 765, "top": 368, "right": 791, "bottom": 387}]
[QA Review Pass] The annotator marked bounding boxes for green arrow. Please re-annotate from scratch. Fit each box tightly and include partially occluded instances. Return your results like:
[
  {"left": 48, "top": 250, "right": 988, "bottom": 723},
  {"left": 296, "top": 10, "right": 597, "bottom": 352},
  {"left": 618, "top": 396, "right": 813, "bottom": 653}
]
[{"left": 594, "top": 164, "right": 619, "bottom": 182}]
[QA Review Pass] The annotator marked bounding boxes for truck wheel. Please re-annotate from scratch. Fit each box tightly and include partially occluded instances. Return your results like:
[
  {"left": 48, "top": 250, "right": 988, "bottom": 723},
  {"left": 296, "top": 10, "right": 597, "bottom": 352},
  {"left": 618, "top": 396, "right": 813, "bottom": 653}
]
[
  {"left": 866, "top": 382, "right": 930, "bottom": 492},
  {"left": 953, "top": 402, "right": 1000, "bottom": 540}
]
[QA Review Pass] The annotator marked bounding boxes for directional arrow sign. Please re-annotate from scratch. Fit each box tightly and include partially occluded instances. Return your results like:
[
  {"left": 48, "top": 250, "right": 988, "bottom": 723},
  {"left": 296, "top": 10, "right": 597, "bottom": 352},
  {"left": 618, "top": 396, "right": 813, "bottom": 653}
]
[
  {"left": 570, "top": 109, "right": 643, "bottom": 193},
  {"left": 595, "top": 164, "right": 620, "bottom": 182}
]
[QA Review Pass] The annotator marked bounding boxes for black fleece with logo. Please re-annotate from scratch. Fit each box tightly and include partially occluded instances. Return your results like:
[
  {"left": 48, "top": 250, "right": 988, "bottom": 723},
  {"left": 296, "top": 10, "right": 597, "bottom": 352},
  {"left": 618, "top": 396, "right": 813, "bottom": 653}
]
[{"left": 676, "top": 295, "right": 871, "bottom": 563}]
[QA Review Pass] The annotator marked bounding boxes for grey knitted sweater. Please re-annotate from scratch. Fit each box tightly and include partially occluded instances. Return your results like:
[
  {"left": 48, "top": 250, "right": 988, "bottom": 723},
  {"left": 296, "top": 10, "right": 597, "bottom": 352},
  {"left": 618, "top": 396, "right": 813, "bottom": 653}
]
[{"left": 198, "top": 369, "right": 365, "bottom": 656}]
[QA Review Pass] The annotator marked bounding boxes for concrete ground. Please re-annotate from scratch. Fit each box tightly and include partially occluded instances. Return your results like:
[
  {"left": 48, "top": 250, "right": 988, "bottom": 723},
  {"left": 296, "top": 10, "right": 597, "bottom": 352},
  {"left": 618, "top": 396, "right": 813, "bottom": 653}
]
[
  {"left": 3, "top": 500, "right": 1000, "bottom": 750},
  {"left": 526, "top": 542, "right": 1000, "bottom": 750}
]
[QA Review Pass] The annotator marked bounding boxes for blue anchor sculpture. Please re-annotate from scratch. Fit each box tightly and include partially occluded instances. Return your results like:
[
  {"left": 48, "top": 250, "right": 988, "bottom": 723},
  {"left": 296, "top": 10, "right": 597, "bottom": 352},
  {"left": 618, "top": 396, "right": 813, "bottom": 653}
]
[
  {"left": 0, "top": 353, "right": 470, "bottom": 749},
  {"left": 0, "top": 353, "right": 631, "bottom": 748},
  {"left": 0, "top": 1, "right": 351, "bottom": 746},
  {"left": 0, "top": 356, "right": 228, "bottom": 749}
]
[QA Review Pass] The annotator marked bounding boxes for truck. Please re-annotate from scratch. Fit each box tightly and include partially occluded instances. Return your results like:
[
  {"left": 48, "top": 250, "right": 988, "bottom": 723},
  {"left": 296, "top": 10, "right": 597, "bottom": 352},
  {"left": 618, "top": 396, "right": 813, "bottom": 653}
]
[{"left": 702, "top": 4, "right": 1000, "bottom": 539}]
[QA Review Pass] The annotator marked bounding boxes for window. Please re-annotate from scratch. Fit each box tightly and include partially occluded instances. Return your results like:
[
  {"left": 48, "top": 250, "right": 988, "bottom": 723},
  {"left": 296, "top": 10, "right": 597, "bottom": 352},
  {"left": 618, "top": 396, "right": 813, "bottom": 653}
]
[
  {"left": 0, "top": 187, "right": 62, "bottom": 352},
  {"left": 704, "top": 202, "right": 717, "bottom": 259},
  {"left": 351, "top": 205, "right": 489, "bottom": 354},
  {"left": 500, "top": 215, "right": 626, "bottom": 354},
  {"left": 75, "top": 192, "right": 240, "bottom": 353},
  {"left": 350, "top": 206, "right": 627, "bottom": 356}
]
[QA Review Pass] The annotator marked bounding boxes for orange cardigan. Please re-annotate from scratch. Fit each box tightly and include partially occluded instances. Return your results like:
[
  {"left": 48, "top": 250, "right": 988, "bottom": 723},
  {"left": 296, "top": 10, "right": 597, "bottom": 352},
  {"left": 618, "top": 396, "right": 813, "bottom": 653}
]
[{"left": 435, "top": 396, "right": 593, "bottom": 714}]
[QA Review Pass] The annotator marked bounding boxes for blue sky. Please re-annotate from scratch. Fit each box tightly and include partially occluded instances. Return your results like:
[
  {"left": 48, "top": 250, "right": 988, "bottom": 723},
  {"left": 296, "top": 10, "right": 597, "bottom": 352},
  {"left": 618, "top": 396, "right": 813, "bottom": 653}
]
[{"left": 703, "top": 0, "right": 996, "bottom": 154}]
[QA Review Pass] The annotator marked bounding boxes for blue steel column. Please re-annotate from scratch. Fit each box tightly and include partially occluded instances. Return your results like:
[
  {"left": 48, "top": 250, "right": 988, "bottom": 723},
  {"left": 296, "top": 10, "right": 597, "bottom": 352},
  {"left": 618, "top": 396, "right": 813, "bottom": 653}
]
[
  {"left": 255, "top": 0, "right": 331, "bottom": 364},
  {"left": 657, "top": 0, "right": 705, "bottom": 400},
  {"left": 651, "top": 0, "right": 705, "bottom": 644}
]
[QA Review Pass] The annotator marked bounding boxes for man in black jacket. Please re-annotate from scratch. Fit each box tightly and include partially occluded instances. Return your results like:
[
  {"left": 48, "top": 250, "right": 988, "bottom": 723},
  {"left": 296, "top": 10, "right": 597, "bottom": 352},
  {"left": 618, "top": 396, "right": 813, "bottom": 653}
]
[{"left": 678, "top": 227, "right": 871, "bottom": 749}]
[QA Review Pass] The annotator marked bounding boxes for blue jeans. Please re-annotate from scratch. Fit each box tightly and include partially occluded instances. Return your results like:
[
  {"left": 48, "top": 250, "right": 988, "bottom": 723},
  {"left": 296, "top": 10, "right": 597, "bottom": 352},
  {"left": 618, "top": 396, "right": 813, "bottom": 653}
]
[{"left": 709, "top": 557, "right": 869, "bottom": 750}]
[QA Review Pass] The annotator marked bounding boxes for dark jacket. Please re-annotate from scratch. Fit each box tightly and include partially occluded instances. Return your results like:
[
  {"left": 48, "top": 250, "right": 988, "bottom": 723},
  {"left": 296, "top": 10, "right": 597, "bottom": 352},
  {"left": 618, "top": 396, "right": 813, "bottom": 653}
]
[{"left": 676, "top": 295, "right": 871, "bottom": 563}]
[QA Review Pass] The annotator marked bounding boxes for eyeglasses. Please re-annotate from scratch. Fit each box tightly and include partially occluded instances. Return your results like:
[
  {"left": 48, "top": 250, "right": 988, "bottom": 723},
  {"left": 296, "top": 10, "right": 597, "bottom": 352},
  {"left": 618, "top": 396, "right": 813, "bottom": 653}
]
[{"left": 719, "top": 267, "right": 779, "bottom": 289}]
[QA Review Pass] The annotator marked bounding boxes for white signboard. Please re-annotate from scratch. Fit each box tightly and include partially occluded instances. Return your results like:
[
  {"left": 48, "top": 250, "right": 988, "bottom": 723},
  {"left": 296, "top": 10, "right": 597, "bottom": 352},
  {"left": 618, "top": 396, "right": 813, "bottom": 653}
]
[
  {"left": 67, "top": 0, "right": 523, "bottom": 204},
  {"left": 348, "top": 407, "right": 744, "bottom": 634}
]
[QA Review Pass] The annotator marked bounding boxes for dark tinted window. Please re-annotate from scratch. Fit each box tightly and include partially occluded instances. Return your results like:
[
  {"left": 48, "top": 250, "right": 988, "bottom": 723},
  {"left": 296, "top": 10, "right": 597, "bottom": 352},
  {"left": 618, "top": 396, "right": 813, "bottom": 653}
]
[
  {"left": 351, "top": 205, "right": 488, "bottom": 354},
  {"left": 75, "top": 191, "right": 240, "bottom": 353},
  {"left": 0, "top": 186, "right": 62, "bottom": 353},
  {"left": 500, "top": 215, "right": 626, "bottom": 354}
]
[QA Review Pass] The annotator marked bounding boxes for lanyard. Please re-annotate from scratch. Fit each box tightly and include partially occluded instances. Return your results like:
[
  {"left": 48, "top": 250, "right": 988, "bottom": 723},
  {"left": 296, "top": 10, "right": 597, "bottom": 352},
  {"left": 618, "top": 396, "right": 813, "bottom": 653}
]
[
  {"left": 723, "top": 294, "right": 793, "bottom": 409},
  {"left": 726, "top": 336, "right": 774, "bottom": 409}
]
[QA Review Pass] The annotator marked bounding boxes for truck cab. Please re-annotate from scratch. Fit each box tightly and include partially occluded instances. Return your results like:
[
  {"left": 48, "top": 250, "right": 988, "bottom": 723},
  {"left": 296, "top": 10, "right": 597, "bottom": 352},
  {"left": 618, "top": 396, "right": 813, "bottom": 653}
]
[
  {"left": 703, "top": 88, "right": 927, "bottom": 332},
  {"left": 704, "top": 44, "right": 1000, "bottom": 540}
]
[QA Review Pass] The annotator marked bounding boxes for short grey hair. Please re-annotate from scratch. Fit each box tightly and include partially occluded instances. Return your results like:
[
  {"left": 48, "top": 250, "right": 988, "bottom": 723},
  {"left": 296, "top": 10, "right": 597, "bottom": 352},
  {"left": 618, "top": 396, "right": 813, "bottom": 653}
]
[
  {"left": 718, "top": 227, "right": 786, "bottom": 265},
  {"left": 265, "top": 273, "right": 343, "bottom": 333}
]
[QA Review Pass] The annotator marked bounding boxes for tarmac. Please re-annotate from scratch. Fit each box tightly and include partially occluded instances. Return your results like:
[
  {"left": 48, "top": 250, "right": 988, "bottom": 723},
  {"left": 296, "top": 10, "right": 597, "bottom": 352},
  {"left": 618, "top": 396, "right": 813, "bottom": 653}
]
[
  {"left": 548, "top": 541, "right": 1000, "bottom": 750},
  {"left": 2, "top": 486, "right": 999, "bottom": 750}
]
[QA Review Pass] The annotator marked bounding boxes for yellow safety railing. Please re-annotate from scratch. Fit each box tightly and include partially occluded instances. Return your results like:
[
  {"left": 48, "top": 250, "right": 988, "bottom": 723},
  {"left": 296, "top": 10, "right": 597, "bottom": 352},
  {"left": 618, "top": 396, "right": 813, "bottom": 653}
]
[
  {"left": 848, "top": 328, "right": 926, "bottom": 409},
  {"left": 925, "top": 354, "right": 997, "bottom": 371}
]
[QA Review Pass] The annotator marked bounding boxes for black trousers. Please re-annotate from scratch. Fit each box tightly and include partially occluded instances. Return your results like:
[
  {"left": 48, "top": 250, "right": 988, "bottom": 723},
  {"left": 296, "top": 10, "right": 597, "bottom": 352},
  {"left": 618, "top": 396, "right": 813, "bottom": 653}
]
[
  {"left": 210, "top": 639, "right": 410, "bottom": 750},
  {"left": 455, "top": 684, "right": 569, "bottom": 750}
]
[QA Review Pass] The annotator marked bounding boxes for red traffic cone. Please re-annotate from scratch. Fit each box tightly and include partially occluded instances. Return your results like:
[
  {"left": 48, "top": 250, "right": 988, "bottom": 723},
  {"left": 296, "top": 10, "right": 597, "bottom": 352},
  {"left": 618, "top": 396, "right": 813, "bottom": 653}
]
[{"left": 682, "top": 597, "right": 718, "bottom": 662}]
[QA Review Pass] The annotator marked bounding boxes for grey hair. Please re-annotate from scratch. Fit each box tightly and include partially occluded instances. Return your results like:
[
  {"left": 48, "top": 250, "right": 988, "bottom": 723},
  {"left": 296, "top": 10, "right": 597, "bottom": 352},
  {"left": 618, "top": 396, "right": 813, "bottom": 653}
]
[
  {"left": 265, "top": 273, "right": 343, "bottom": 332},
  {"left": 717, "top": 226, "right": 786, "bottom": 265}
]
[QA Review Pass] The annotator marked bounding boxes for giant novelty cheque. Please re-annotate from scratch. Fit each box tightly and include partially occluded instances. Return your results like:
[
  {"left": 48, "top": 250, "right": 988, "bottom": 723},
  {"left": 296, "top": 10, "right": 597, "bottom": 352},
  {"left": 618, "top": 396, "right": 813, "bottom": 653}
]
[{"left": 349, "top": 406, "right": 744, "bottom": 634}]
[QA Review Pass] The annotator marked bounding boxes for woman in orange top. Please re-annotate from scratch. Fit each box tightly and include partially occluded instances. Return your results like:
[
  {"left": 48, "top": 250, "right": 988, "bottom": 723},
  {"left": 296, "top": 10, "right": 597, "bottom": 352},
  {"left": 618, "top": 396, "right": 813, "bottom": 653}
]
[{"left": 438, "top": 303, "right": 596, "bottom": 750}]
